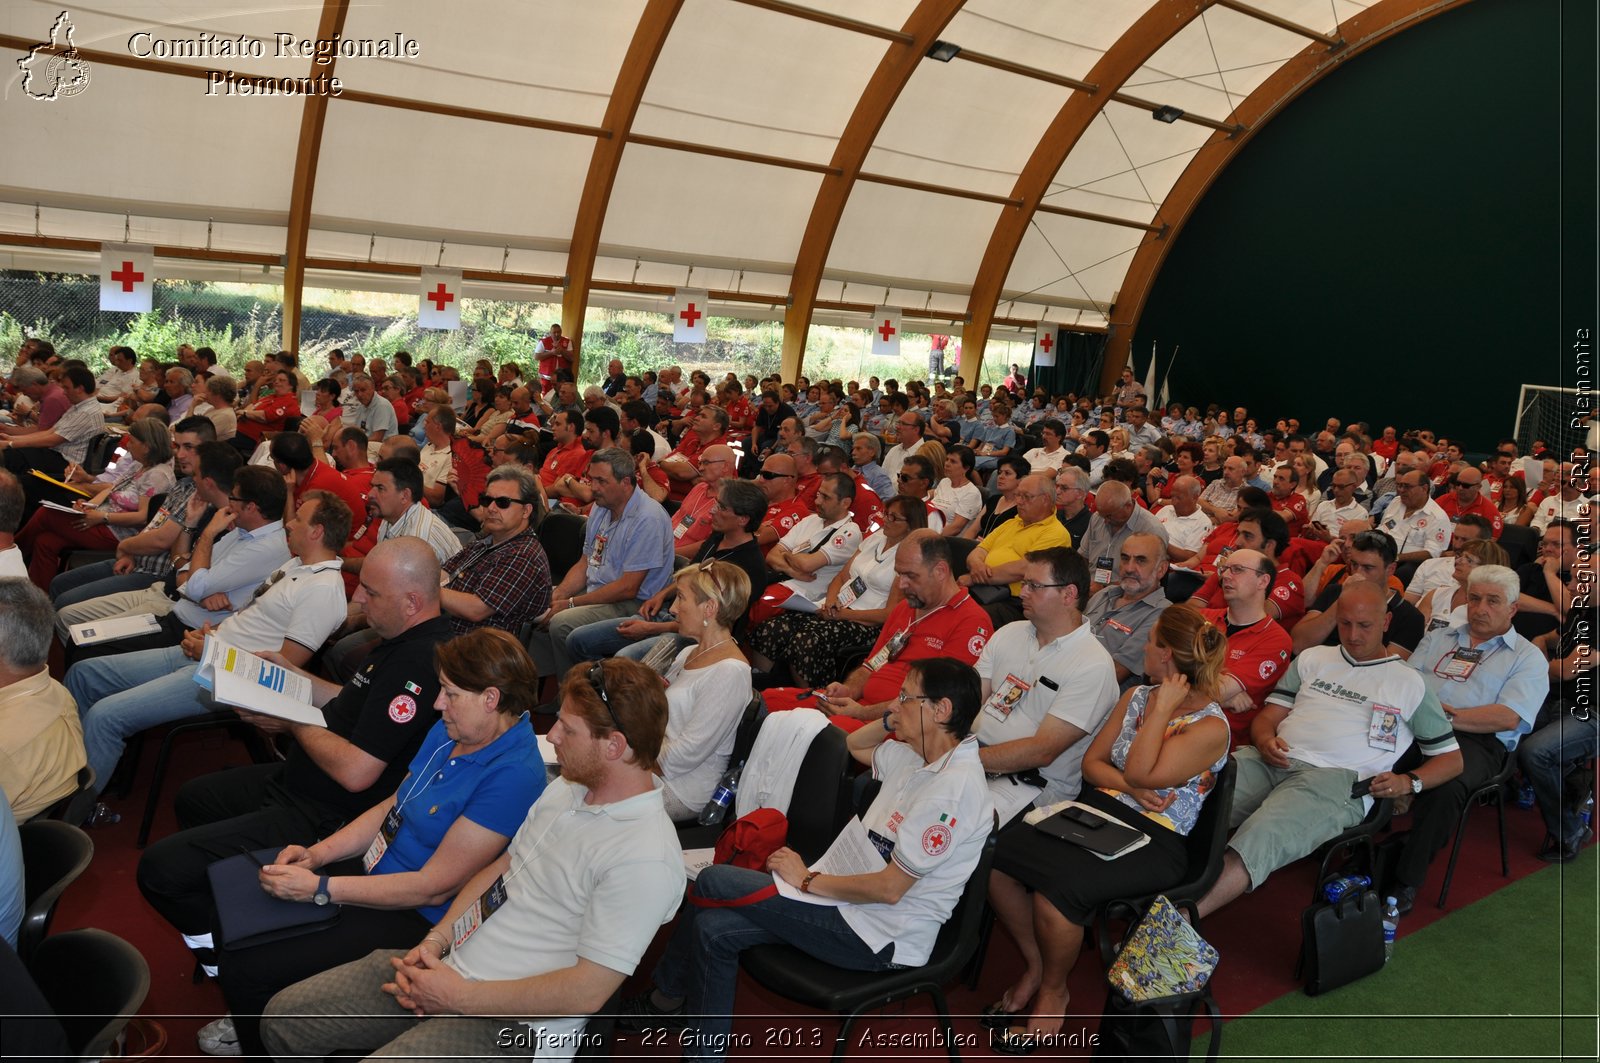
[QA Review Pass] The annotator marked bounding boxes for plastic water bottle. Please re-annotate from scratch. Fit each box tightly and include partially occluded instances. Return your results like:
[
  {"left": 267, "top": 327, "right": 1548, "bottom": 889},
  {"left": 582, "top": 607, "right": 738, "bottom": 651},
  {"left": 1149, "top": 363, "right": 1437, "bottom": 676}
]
[
  {"left": 697, "top": 764, "right": 742, "bottom": 826},
  {"left": 1321, "top": 873, "right": 1371, "bottom": 904},
  {"left": 1382, "top": 896, "right": 1400, "bottom": 961},
  {"left": 1582, "top": 795, "right": 1595, "bottom": 829},
  {"left": 1517, "top": 781, "right": 1536, "bottom": 809}
]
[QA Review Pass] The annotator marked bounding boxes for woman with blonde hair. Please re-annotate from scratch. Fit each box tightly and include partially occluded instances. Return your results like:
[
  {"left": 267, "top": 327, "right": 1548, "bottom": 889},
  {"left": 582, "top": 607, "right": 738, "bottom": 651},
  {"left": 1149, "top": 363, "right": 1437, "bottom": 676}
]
[
  {"left": 983, "top": 604, "right": 1232, "bottom": 1051},
  {"left": 658, "top": 559, "right": 754, "bottom": 821},
  {"left": 16, "top": 416, "right": 175, "bottom": 588}
]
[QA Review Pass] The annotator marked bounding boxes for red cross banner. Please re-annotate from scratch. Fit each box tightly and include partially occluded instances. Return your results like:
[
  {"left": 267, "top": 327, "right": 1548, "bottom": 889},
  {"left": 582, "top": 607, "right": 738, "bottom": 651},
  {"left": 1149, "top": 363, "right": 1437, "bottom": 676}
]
[
  {"left": 673, "top": 288, "right": 709, "bottom": 344},
  {"left": 100, "top": 243, "right": 154, "bottom": 313},
  {"left": 870, "top": 306, "right": 901, "bottom": 358},
  {"left": 1034, "top": 323, "right": 1058, "bottom": 367},
  {"left": 418, "top": 269, "right": 463, "bottom": 330}
]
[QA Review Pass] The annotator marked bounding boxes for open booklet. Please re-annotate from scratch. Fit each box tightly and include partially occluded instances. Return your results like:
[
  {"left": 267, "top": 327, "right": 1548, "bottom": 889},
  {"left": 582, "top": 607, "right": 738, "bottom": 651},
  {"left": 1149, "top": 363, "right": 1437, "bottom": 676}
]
[
  {"left": 772, "top": 816, "right": 888, "bottom": 907},
  {"left": 194, "top": 635, "right": 327, "bottom": 729}
]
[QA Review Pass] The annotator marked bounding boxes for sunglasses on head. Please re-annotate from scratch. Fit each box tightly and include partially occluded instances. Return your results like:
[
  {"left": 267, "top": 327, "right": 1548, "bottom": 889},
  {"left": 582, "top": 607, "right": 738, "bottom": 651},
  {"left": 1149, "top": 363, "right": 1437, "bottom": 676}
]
[{"left": 587, "top": 662, "right": 633, "bottom": 750}]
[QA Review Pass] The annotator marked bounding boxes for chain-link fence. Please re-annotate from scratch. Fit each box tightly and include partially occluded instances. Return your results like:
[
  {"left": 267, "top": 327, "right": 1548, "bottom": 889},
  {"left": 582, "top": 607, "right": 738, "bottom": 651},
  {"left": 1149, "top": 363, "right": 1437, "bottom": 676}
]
[{"left": 0, "top": 268, "right": 1022, "bottom": 389}]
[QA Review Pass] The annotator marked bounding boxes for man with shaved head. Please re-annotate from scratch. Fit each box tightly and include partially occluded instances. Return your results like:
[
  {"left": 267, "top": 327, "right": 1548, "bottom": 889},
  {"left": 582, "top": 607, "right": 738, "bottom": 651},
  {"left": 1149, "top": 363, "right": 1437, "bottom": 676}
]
[
  {"left": 754, "top": 451, "right": 811, "bottom": 552},
  {"left": 1154, "top": 474, "right": 1213, "bottom": 565},
  {"left": 135, "top": 536, "right": 453, "bottom": 981},
  {"left": 668, "top": 443, "right": 737, "bottom": 559}
]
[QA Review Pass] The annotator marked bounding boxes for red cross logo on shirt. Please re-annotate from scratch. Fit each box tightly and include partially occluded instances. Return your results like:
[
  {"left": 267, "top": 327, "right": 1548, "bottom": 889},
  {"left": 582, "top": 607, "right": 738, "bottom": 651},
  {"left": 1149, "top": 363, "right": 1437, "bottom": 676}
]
[
  {"left": 1038, "top": 333, "right": 1054, "bottom": 353},
  {"left": 111, "top": 261, "right": 144, "bottom": 292},
  {"left": 426, "top": 283, "right": 455, "bottom": 312},
  {"left": 679, "top": 302, "right": 703, "bottom": 329},
  {"left": 877, "top": 319, "right": 897, "bottom": 343}
]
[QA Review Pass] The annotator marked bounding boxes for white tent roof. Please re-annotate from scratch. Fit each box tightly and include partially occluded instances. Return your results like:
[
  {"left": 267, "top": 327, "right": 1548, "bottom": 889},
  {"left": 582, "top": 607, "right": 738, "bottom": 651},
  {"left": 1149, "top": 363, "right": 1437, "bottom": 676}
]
[{"left": 0, "top": 0, "right": 1446, "bottom": 354}]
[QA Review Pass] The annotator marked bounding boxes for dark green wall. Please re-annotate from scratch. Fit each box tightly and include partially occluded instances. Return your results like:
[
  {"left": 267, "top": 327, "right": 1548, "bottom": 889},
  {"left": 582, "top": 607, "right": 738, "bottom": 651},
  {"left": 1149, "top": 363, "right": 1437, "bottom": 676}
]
[{"left": 1133, "top": 0, "right": 1594, "bottom": 453}]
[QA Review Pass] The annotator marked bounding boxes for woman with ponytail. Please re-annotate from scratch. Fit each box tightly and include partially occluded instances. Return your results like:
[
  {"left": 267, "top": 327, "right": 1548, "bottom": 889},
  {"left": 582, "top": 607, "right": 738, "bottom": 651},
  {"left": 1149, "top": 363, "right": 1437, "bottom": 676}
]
[{"left": 982, "top": 604, "right": 1233, "bottom": 1053}]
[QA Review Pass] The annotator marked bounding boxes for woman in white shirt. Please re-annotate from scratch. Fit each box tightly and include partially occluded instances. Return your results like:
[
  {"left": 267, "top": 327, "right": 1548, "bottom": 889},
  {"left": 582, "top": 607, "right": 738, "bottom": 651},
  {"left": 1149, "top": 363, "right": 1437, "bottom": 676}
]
[
  {"left": 932, "top": 445, "right": 984, "bottom": 535},
  {"left": 1418, "top": 539, "right": 1508, "bottom": 632},
  {"left": 659, "top": 560, "right": 755, "bottom": 822},
  {"left": 747, "top": 495, "right": 925, "bottom": 688}
]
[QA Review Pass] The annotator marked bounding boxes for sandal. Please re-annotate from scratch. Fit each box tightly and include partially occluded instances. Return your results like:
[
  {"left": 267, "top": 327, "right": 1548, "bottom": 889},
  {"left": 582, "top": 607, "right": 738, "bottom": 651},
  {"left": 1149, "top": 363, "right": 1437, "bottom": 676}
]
[
  {"left": 979, "top": 1001, "right": 1028, "bottom": 1031},
  {"left": 990, "top": 1027, "right": 1042, "bottom": 1056}
]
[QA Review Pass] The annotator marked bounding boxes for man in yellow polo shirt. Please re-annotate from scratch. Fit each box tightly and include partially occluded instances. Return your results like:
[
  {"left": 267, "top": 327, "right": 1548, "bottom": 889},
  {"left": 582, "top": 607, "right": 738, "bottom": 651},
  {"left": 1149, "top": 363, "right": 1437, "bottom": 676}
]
[{"left": 962, "top": 472, "right": 1073, "bottom": 612}]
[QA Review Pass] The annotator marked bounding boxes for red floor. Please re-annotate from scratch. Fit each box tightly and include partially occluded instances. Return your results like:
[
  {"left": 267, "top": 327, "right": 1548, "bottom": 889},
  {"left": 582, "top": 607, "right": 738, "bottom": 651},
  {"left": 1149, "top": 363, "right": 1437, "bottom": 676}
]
[{"left": 50, "top": 721, "right": 1579, "bottom": 1059}]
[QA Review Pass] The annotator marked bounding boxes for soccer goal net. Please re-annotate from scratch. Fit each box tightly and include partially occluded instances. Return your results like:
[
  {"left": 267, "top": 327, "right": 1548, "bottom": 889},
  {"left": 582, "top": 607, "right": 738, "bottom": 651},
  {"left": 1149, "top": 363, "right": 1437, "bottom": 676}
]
[{"left": 1513, "top": 384, "right": 1594, "bottom": 458}]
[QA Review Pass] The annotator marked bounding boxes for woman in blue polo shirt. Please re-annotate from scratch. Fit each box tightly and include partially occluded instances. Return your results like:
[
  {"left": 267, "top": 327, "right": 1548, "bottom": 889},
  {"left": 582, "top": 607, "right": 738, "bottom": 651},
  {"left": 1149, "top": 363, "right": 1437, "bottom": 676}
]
[{"left": 204, "top": 629, "right": 546, "bottom": 1058}]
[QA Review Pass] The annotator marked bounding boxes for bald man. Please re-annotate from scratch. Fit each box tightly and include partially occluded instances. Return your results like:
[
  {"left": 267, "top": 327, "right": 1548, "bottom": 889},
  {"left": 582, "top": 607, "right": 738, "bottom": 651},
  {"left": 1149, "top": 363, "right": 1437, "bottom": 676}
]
[
  {"left": 669, "top": 443, "right": 738, "bottom": 559},
  {"left": 135, "top": 537, "right": 453, "bottom": 980},
  {"left": 1076, "top": 480, "right": 1170, "bottom": 597}
]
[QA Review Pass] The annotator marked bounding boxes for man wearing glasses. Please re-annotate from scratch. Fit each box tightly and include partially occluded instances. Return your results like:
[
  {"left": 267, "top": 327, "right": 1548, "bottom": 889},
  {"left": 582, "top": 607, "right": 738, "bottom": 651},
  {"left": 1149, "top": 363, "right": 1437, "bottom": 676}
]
[
  {"left": 439, "top": 466, "right": 551, "bottom": 639},
  {"left": 974, "top": 547, "right": 1120, "bottom": 824},
  {"left": 1377, "top": 469, "right": 1451, "bottom": 565},
  {"left": 895, "top": 455, "right": 945, "bottom": 533},
  {"left": 1198, "top": 548, "right": 1294, "bottom": 748},
  {"left": 882, "top": 412, "right": 933, "bottom": 481},
  {"left": 56, "top": 457, "right": 289, "bottom": 660},
  {"left": 1436, "top": 467, "right": 1504, "bottom": 539},
  {"left": 667, "top": 443, "right": 737, "bottom": 561}
]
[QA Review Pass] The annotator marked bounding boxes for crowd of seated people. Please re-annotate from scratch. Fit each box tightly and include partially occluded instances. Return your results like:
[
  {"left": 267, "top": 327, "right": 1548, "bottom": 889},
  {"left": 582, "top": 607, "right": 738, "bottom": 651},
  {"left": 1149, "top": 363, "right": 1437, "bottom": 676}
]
[{"left": 1, "top": 333, "right": 1595, "bottom": 1060}]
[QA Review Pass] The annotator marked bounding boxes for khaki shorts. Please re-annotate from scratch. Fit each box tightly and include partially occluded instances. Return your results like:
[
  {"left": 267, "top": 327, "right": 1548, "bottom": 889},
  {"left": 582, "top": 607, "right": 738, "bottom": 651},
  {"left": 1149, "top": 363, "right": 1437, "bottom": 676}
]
[{"left": 1227, "top": 747, "right": 1364, "bottom": 890}]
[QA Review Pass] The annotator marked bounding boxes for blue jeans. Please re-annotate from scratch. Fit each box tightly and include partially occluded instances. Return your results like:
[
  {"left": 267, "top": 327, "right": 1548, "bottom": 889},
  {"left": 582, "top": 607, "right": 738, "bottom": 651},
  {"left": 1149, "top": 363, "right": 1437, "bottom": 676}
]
[
  {"left": 50, "top": 561, "right": 160, "bottom": 609},
  {"left": 1519, "top": 709, "right": 1599, "bottom": 845},
  {"left": 653, "top": 865, "right": 893, "bottom": 1062},
  {"left": 66, "top": 646, "right": 215, "bottom": 793},
  {"left": 564, "top": 618, "right": 685, "bottom": 665}
]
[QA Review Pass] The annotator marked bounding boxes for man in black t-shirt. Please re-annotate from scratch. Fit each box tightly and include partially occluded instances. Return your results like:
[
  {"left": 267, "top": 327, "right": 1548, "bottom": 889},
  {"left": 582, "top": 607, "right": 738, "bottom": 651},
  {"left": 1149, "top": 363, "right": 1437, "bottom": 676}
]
[
  {"left": 135, "top": 537, "right": 452, "bottom": 977},
  {"left": 1291, "top": 529, "right": 1426, "bottom": 656}
]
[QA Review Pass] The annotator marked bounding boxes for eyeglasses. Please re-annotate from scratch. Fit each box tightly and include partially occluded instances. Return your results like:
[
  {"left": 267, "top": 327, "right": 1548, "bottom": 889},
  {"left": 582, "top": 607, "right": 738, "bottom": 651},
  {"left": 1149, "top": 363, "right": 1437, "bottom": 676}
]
[
  {"left": 483, "top": 495, "right": 526, "bottom": 510},
  {"left": 758, "top": 470, "right": 794, "bottom": 480},
  {"left": 228, "top": 495, "right": 250, "bottom": 505},
  {"left": 1217, "top": 563, "right": 1265, "bottom": 577},
  {"left": 587, "top": 662, "right": 633, "bottom": 751},
  {"left": 1019, "top": 580, "right": 1069, "bottom": 592},
  {"left": 896, "top": 691, "right": 934, "bottom": 706}
]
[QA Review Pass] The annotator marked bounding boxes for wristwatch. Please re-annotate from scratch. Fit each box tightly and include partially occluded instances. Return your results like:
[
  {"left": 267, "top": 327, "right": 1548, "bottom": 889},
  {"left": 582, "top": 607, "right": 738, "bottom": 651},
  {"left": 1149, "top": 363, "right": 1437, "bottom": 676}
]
[
  {"left": 313, "top": 875, "right": 332, "bottom": 906},
  {"left": 1405, "top": 772, "right": 1423, "bottom": 795}
]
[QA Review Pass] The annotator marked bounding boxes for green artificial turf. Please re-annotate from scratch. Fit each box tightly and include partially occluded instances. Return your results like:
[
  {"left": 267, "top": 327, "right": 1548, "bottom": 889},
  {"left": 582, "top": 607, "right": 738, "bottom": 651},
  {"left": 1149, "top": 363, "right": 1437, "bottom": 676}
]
[{"left": 1215, "top": 847, "right": 1597, "bottom": 1061}]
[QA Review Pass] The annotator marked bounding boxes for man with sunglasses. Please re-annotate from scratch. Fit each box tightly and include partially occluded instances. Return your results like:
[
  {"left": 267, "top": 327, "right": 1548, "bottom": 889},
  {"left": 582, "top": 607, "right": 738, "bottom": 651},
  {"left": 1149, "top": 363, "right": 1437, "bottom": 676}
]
[
  {"left": 1436, "top": 467, "right": 1504, "bottom": 539},
  {"left": 754, "top": 452, "right": 812, "bottom": 553},
  {"left": 534, "top": 448, "right": 674, "bottom": 682},
  {"left": 56, "top": 457, "right": 290, "bottom": 659},
  {"left": 1377, "top": 469, "right": 1451, "bottom": 565},
  {"left": 439, "top": 466, "right": 551, "bottom": 639}
]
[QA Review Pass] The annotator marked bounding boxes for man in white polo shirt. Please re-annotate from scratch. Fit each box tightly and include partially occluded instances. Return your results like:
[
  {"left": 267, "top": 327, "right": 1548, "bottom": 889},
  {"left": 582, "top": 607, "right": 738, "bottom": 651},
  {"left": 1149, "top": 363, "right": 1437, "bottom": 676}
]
[
  {"left": 974, "top": 547, "right": 1120, "bottom": 825},
  {"left": 1377, "top": 469, "right": 1450, "bottom": 565}
]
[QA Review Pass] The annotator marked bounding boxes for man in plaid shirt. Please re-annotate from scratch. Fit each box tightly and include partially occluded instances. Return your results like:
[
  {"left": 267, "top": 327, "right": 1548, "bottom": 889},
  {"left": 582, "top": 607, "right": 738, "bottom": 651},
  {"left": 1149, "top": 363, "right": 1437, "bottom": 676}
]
[{"left": 439, "top": 465, "right": 551, "bottom": 637}]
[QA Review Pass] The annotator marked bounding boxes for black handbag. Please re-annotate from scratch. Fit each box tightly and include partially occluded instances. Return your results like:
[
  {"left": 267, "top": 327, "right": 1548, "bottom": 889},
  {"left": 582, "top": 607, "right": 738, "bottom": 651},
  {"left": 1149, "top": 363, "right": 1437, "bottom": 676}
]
[{"left": 1299, "top": 889, "right": 1385, "bottom": 995}]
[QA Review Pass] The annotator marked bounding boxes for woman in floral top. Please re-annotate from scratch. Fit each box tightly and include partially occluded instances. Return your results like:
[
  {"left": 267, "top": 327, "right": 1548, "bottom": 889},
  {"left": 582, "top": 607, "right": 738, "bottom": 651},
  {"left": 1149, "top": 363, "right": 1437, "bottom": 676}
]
[
  {"left": 15, "top": 416, "right": 175, "bottom": 589},
  {"left": 983, "top": 605, "right": 1231, "bottom": 1053}
]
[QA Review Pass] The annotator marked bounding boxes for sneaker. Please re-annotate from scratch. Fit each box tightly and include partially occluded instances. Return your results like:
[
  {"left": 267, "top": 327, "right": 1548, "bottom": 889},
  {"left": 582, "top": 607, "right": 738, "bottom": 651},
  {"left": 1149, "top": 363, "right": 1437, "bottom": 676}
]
[
  {"left": 197, "top": 1015, "right": 241, "bottom": 1056},
  {"left": 81, "top": 802, "right": 121, "bottom": 828}
]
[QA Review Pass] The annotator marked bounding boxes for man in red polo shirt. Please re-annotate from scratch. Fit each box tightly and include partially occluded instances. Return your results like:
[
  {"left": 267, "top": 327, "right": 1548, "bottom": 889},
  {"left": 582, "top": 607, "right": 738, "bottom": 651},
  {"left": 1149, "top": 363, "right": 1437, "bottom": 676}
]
[
  {"left": 1269, "top": 462, "right": 1310, "bottom": 538},
  {"left": 538, "top": 411, "right": 590, "bottom": 491},
  {"left": 1187, "top": 507, "right": 1306, "bottom": 631},
  {"left": 764, "top": 532, "right": 991, "bottom": 730},
  {"left": 1200, "top": 548, "right": 1293, "bottom": 748},
  {"left": 668, "top": 443, "right": 738, "bottom": 560},
  {"left": 658, "top": 405, "right": 729, "bottom": 502},
  {"left": 1436, "top": 466, "right": 1504, "bottom": 538},
  {"left": 754, "top": 452, "right": 812, "bottom": 553}
]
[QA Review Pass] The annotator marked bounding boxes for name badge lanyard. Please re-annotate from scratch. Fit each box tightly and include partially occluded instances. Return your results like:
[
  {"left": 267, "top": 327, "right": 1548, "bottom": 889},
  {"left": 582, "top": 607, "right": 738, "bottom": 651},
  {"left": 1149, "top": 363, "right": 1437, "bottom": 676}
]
[
  {"left": 447, "top": 794, "right": 571, "bottom": 953},
  {"left": 883, "top": 591, "right": 971, "bottom": 660},
  {"left": 362, "top": 741, "right": 451, "bottom": 873}
]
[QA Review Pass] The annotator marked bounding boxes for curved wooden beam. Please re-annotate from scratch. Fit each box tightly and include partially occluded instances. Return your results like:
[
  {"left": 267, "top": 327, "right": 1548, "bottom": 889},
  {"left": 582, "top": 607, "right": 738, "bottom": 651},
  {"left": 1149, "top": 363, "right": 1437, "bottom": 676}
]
[
  {"left": 779, "top": 0, "right": 966, "bottom": 383},
  {"left": 957, "top": 0, "right": 1218, "bottom": 387},
  {"left": 562, "top": 0, "right": 686, "bottom": 378},
  {"left": 1099, "top": 0, "right": 1472, "bottom": 392},
  {"left": 281, "top": 0, "right": 351, "bottom": 353}
]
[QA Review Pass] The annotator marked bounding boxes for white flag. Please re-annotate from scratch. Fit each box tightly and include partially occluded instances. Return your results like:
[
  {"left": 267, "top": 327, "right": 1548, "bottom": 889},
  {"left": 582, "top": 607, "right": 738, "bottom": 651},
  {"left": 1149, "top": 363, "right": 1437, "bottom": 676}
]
[
  {"left": 673, "top": 289, "right": 709, "bottom": 345},
  {"left": 1034, "top": 323, "right": 1058, "bottom": 367},
  {"left": 1142, "top": 342, "right": 1158, "bottom": 407},
  {"left": 100, "top": 243, "right": 154, "bottom": 313},
  {"left": 418, "top": 269, "right": 462, "bottom": 331},
  {"left": 870, "top": 306, "right": 901, "bottom": 358}
]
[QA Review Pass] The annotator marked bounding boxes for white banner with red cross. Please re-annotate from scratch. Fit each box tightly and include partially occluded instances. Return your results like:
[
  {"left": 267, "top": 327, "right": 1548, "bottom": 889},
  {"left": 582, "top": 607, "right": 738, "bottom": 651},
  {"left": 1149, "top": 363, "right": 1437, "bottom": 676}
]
[
  {"left": 673, "top": 288, "right": 709, "bottom": 344},
  {"left": 870, "top": 306, "right": 901, "bottom": 358},
  {"left": 100, "top": 243, "right": 154, "bottom": 312},
  {"left": 418, "top": 269, "right": 462, "bottom": 330},
  {"left": 1034, "top": 322, "right": 1059, "bottom": 367}
]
